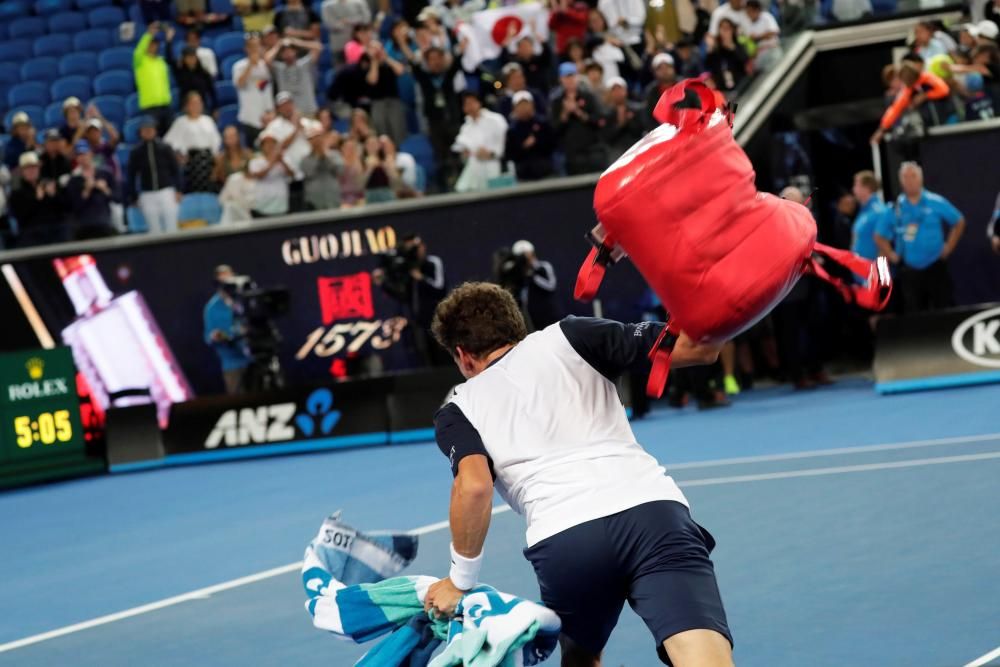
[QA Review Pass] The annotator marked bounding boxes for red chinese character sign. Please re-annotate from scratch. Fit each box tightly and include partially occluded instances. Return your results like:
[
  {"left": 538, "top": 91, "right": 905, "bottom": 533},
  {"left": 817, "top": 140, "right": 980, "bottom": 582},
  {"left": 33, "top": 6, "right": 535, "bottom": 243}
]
[{"left": 317, "top": 272, "right": 375, "bottom": 325}]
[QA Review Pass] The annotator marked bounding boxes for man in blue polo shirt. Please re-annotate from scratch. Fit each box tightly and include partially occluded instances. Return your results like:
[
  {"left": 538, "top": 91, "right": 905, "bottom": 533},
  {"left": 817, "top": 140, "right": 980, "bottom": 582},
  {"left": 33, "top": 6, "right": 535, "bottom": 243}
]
[
  {"left": 875, "top": 161, "right": 965, "bottom": 312},
  {"left": 851, "top": 170, "right": 888, "bottom": 260},
  {"left": 204, "top": 264, "right": 251, "bottom": 394}
]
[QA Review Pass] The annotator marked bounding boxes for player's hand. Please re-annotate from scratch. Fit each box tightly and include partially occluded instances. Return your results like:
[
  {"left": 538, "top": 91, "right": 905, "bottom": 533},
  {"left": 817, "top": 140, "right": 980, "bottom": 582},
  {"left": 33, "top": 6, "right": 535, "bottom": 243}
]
[
  {"left": 992, "top": 236, "right": 1000, "bottom": 255},
  {"left": 424, "top": 577, "right": 466, "bottom": 618},
  {"left": 672, "top": 331, "right": 723, "bottom": 368}
]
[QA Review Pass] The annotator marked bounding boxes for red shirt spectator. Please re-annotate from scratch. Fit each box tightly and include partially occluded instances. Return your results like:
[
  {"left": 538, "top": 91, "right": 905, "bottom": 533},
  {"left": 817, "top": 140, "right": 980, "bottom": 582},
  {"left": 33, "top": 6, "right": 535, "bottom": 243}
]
[{"left": 549, "top": 0, "right": 589, "bottom": 56}]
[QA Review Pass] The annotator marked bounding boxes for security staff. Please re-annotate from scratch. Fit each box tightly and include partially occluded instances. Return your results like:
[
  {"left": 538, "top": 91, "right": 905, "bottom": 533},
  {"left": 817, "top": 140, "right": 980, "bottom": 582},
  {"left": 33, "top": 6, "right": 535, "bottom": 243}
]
[
  {"left": 851, "top": 170, "right": 889, "bottom": 261},
  {"left": 875, "top": 162, "right": 965, "bottom": 312}
]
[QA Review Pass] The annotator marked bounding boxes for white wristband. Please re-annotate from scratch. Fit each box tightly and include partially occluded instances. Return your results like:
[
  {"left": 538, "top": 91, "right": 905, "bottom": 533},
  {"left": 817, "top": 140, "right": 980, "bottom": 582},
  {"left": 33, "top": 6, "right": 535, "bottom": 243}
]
[{"left": 449, "top": 543, "right": 483, "bottom": 591}]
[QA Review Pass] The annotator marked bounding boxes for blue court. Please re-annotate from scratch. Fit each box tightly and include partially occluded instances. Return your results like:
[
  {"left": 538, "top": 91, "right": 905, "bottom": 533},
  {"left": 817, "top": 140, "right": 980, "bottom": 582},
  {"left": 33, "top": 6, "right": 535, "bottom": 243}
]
[{"left": 1, "top": 378, "right": 998, "bottom": 667}]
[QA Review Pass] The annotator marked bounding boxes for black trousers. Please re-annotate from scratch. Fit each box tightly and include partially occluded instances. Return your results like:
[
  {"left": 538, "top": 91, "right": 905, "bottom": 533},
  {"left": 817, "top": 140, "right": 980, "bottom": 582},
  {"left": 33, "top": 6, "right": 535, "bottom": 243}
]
[
  {"left": 898, "top": 260, "right": 953, "bottom": 314},
  {"left": 142, "top": 106, "right": 174, "bottom": 137}
]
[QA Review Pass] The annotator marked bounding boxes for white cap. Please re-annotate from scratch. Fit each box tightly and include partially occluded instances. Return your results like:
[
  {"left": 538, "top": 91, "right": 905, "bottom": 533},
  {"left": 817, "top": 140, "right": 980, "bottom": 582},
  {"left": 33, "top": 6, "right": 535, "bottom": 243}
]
[
  {"left": 10, "top": 111, "right": 30, "bottom": 126},
  {"left": 18, "top": 151, "right": 39, "bottom": 167},
  {"left": 417, "top": 6, "right": 440, "bottom": 23},
  {"left": 275, "top": 91, "right": 293, "bottom": 105},
  {"left": 607, "top": 76, "right": 627, "bottom": 89},
  {"left": 970, "top": 20, "right": 999, "bottom": 40},
  {"left": 62, "top": 96, "right": 82, "bottom": 110},
  {"left": 511, "top": 90, "right": 534, "bottom": 106},
  {"left": 652, "top": 52, "right": 675, "bottom": 69},
  {"left": 512, "top": 240, "right": 535, "bottom": 256},
  {"left": 85, "top": 118, "right": 103, "bottom": 130}
]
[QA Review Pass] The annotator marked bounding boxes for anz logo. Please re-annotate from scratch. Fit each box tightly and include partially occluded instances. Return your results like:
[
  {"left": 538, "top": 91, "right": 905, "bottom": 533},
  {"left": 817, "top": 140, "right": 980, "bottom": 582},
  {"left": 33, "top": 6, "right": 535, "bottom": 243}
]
[
  {"left": 951, "top": 306, "right": 1000, "bottom": 369},
  {"left": 204, "top": 388, "right": 343, "bottom": 449}
]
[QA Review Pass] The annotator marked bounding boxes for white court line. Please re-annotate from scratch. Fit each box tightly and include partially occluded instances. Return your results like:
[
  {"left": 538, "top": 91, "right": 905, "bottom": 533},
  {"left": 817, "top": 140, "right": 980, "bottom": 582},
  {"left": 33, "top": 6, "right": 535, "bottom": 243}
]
[
  {"left": 964, "top": 645, "right": 1000, "bottom": 667},
  {"left": 665, "top": 432, "right": 1000, "bottom": 470},
  {"left": 3, "top": 447, "right": 1000, "bottom": 654}
]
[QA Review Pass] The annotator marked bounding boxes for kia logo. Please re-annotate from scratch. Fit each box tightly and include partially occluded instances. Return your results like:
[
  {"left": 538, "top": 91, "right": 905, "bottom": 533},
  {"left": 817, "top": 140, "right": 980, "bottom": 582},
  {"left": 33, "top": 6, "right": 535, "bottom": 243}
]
[{"left": 951, "top": 306, "right": 1000, "bottom": 368}]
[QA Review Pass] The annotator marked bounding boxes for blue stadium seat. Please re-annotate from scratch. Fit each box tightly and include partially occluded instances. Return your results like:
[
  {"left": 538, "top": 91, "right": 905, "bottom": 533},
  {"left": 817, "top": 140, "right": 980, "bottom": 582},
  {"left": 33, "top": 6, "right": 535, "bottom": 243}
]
[
  {"left": 400, "top": 134, "right": 434, "bottom": 182},
  {"left": 0, "top": 40, "right": 34, "bottom": 63},
  {"left": 220, "top": 54, "right": 242, "bottom": 81},
  {"left": 34, "top": 0, "right": 72, "bottom": 15},
  {"left": 9, "top": 82, "right": 51, "bottom": 108},
  {"left": 213, "top": 32, "right": 245, "bottom": 60},
  {"left": 115, "top": 144, "right": 129, "bottom": 173},
  {"left": 179, "top": 193, "right": 222, "bottom": 225},
  {"left": 51, "top": 76, "right": 90, "bottom": 103},
  {"left": 59, "top": 52, "right": 100, "bottom": 78},
  {"left": 34, "top": 34, "right": 73, "bottom": 58},
  {"left": 0, "top": 67, "right": 20, "bottom": 86},
  {"left": 5, "top": 106, "right": 45, "bottom": 130},
  {"left": 215, "top": 81, "right": 236, "bottom": 107},
  {"left": 20, "top": 58, "right": 59, "bottom": 82},
  {"left": 47, "top": 11, "right": 87, "bottom": 33},
  {"left": 0, "top": 1, "right": 28, "bottom": 21},
  {"left": 123, "top": 116, "right": 142, "bottom": 144},
  {"left": 78, "top": 0, "right": 113, "bottom": 8},
  {"left": 98, "top": 46, "right": 134, "bottom": 71},
  {"left": 73, "top": 28, "right": 111, "bottom": 51},
  {"left": 216, "top": 103, "right": 238, "bottom": 129},
  {"left": 43, "top": 101, "right": 64, "bottom": 127},
  {"left": 209, "top": 0, "right": 234, "bottom": 15},
  {"left": 124, "top": 92, "right": 141, "bottom": 118},
  {"left": 90, "top": 94, "right": 125, "bottom": 127},
  {"left": 87, "top": 5, "right": 125, "bottom": 28},
  {"left": 93, "top": 70, "right": 134, "bottom": 96},
  {"left": 9, "top": 17, "right": 46, "bottom": 39},
  {"left": 126, "top": 206, "right": 148, "bottom": 233}
]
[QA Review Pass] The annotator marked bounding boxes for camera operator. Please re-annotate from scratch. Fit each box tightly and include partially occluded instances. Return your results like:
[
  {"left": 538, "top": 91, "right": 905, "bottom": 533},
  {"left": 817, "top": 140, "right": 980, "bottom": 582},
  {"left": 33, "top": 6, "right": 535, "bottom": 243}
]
[
  {"left": 204, "top": 264, "right": 251, "bottom": 394},
  {"left": 373, "top": 233, "right": 447, "bottom": 365},
  {"left": 495, "top": 240, "right": 560, "bottom": 331}
]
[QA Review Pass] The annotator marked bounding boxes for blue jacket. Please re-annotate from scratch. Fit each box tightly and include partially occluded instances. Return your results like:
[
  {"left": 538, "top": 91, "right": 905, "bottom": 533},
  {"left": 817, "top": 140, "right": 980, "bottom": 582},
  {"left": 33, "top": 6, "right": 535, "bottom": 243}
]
[{"left": 203, "top": 293, "right": 249, "bottom": 371}]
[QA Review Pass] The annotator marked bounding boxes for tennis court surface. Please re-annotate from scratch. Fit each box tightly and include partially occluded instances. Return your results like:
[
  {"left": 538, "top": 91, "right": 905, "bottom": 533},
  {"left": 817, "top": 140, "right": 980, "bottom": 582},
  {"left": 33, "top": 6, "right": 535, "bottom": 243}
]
[{"left": 1, "top": 377, "right": 998, "bottom": 667}]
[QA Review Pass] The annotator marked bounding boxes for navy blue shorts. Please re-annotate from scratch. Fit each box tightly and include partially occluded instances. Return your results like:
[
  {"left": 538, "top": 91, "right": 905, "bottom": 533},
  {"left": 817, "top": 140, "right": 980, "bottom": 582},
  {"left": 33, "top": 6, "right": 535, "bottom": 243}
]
[{"left": 523, "top": 500, "right": 732, "bottom": 665}]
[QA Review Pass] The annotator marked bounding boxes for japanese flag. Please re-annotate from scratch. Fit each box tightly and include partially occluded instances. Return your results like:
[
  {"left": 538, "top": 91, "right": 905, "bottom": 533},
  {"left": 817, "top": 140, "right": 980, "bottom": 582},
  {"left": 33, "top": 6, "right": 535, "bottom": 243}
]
[{"left": 457, "top": 1, "right": 550, "bottom": 71}]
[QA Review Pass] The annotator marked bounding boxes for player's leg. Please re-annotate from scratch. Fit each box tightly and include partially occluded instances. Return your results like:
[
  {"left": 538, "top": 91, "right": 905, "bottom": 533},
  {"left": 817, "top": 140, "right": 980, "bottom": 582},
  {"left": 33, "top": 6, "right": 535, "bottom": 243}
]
[
  {"left": 523, "top": 517, "right": 627, "bottom": 667},
  {"left": 559, "top": 634, "right": 602, "bottom": 667},
  {"left": 662, "top": 628, "right": 734, "bottom": 667},
  {"left": 612, "top": 500, "right": 734, "bottom": 667}
]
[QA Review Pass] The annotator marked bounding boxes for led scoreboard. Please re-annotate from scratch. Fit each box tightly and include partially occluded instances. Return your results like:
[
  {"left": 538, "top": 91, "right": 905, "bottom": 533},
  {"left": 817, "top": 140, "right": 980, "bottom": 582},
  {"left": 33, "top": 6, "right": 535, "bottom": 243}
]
[{"left": 0, "top": 348, "right": 101, "bottom": 488}]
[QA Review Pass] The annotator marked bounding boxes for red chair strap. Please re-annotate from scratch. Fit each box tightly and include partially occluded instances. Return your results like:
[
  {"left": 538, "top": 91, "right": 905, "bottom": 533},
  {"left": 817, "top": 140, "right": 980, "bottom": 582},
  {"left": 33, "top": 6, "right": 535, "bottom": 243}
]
[
  {"left": 806, "top": 243, "right": 893, "bottom": 311},
  {"left": 574, "top": 246, "right": 607, "bottom": 302},
  {"left": 645, "top": 321, "right": 681, "bottom": 398}
]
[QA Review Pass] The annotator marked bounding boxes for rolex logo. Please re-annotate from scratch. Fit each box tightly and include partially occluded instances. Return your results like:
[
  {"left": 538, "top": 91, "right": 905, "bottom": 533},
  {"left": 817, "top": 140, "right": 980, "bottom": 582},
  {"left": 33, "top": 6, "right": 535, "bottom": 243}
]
[{"left": 25, "top": 357, "right": 44, "bottom": 380}]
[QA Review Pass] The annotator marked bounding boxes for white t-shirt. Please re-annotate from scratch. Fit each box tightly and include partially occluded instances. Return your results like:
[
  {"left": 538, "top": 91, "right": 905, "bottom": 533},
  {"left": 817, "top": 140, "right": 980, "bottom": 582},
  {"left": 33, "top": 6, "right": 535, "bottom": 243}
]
[
  {"left": 746, "top": 11, "right": 780, "bottom": 50},
  {"left": 197, "top": 46, "right": 219, "bottom": 78},
  {"left": 262, "top": 115, "right": 322, "bottom": 179},
  {"left": 248, "top": 155, "right": 290, "bottom": 215},
  {"left": 395, "top": 151, "right": 417, "bottom": 189},
  {"left": 451, "top": 108, "right": 508, "bottom": 162},
  {"left": 232, "top": 58, "right": 275, "bottom": 129},
  {"left": 598, "top": 0, "right": 646, "bottom": 45},
  {"left": 708, "top": 2, "right": 752, "bottom": 36},
  {"left": 163, "top": 114, "right": 223, "bottom": 154},
  {"left": 436, "top": 317, "right": 688, "bottom": 547}
]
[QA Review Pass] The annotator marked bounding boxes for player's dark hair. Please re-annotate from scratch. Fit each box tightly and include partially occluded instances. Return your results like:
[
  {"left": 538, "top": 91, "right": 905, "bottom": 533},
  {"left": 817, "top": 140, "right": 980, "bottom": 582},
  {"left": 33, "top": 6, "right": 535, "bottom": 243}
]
[{"left": 432, "top": 282, "right": 527, "bottom": 357}]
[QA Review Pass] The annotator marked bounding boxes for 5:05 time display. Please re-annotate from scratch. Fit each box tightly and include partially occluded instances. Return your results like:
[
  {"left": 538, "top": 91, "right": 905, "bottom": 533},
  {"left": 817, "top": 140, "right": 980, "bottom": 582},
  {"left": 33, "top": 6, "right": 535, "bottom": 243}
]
[{"left": 14, "top": 410, "right": 74, "bottom": 448}]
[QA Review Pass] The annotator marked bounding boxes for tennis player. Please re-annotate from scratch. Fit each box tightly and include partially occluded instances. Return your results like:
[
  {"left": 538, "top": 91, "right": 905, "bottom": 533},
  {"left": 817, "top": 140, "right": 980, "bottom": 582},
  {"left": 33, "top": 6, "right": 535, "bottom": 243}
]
[{"left": 424, "top": 282, "right": 734, "bottom": 667}]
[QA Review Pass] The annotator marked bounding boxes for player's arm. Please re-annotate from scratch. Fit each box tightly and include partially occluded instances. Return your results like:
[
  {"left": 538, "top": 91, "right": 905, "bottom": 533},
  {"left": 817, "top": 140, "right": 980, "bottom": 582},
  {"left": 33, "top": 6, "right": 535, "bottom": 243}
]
[{"left": 426, "top": 404, "right": 495, "bottom": 617}]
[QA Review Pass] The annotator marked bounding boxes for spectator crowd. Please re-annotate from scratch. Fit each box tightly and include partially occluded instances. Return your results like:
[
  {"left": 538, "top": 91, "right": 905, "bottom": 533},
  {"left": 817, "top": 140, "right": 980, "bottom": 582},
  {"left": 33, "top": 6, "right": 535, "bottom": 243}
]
[{"left": 0, "top": 0, "right": 795, "bottom": 248}]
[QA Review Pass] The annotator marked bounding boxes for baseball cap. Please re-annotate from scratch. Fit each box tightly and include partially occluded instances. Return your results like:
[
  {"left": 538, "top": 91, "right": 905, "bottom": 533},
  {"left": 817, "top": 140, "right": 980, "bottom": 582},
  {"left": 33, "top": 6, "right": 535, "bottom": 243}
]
[
  {"left": 558, "top": 62, "right": 577, "bottom": 78},
  {"left": 261, "top": 24, "right": 276, "bottom": 35},
  {"left": 43, "top": 128, "right": 61, "bottom": 141},
  {"left": 417, "top": 6, "right": 440, "bottom": 23},
  {"left": 970, "top": 20, "right": 999, "bottom": 40},
  {"left": 10, "top": 111, "right": 30, "bottom": 127},
  {"left": 181, "top": 45, "right": 198, "bottom": 57},
  {"left": 139, "top": 115, "right": 158, "bottom": 129},
  {"left": 607, "top": 76, "right": 627, "bottom": 89},
  {"left": 85, "top": 118, "right": 103, "bottom": 131},
  {"left": 74, "top": 139, "right": 91, "bottom": 155},
  {"left": 62, "top": 96, "right": 82, "bottom": 111},
  {"left": 275, "top": 91, "right": 293, "bottom": 105},
  {"left": 258, "top": 130, "right": 278, "bottom": 144},
  {"left": 652, "top": 52, "right": 675, "bottom": 69},
  {"left": 18, "top": 151, "right": 40, "bottom": 168},
  {"left": 512, "top": 240, "right": 535, "bottom": 256},
  {"left": 305, "top": 124, "right": 324, "bottom": 139},
  {"left": 511, "top": 90, "right": 534, "bottom": 106}
]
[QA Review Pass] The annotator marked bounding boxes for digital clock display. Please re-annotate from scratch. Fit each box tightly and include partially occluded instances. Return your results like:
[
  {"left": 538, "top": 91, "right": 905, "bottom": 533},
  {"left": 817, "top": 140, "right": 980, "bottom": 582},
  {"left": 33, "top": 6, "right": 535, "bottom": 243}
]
[{"left": 1, "top": 348, "right": 90, "bottom": 488}]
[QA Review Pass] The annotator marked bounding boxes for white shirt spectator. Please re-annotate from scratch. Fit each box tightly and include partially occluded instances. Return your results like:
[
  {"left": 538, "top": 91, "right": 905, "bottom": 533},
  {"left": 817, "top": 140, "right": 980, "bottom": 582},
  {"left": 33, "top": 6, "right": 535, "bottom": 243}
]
[
  {"left": 248, "top": 156, "right": 290, "bottom": 215},
  {"left": 452, "top": 107, "right": 508, "bottom": 193},
  {"left": 233, "top": 58, "right": 275, "bottom": 130},
  {"left": 709, "top": 1, "right": 752, "bottom": 36},
  {"left": 592, "top": 42, "right": 626, "bottom": 83},
  {"left": 164, "top": 114, "right": 223, "bottom": 154},
  {"left": 196, "top": 46, "right": 219, "bottom": 78},
  {"left": 263, "top": 115, "right": 322, "bottom": 178},
  {"left": 598, "top": 0, "right": 646, "bottom": 46},
  {"left": 272, "top": 55, "right": 319, "bottom": 116},
  {"left": 746, "top": 10, "right": 780, "bottom": 50},
  {"left": 219, "top": 171, "right": 255, "bottom": 223}
]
